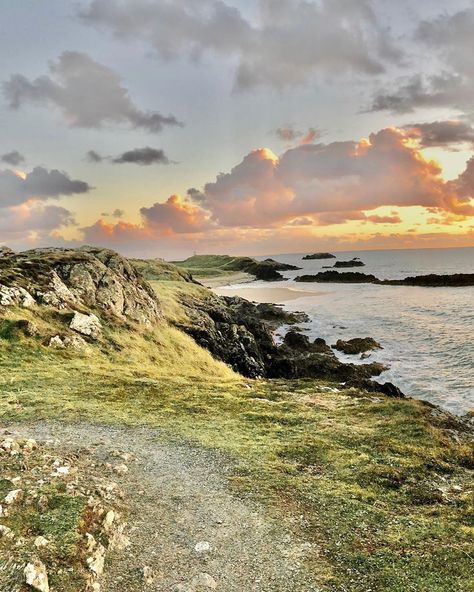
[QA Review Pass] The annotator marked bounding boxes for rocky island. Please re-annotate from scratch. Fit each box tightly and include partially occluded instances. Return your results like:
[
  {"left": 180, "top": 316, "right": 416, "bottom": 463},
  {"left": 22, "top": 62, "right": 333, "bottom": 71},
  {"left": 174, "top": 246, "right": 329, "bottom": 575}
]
[
  {"left": 0, "top": 246, "right": 472, "bottom": 592},
  {"left": 302, "top": 252, "right": 336, "bottom": 260}
]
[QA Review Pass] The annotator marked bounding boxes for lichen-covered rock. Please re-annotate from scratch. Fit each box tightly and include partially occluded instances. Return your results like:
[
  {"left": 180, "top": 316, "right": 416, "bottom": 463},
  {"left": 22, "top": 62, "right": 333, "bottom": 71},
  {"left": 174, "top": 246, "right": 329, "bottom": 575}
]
[
  {"left": 0, "top": 284, "right": 35, "bottom": 308},
  {"left": 70, "top": 312, "right": 102, "bottom": 340},
  {"left": 0, "top": 247, "right": 162, "bottom": 324}
]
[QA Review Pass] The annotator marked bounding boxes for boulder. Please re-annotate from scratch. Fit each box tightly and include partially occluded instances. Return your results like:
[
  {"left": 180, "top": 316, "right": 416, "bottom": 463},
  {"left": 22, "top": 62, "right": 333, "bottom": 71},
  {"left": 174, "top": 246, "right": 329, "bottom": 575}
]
[
  {"left": 0, "top": 284, "right": 35, "bottom": 308},
  {"left": 70, "top": 312, "right": 102, "bottom": 340},
  {"left": 334, "top": 337, "right": 382, "bottom": 355}
]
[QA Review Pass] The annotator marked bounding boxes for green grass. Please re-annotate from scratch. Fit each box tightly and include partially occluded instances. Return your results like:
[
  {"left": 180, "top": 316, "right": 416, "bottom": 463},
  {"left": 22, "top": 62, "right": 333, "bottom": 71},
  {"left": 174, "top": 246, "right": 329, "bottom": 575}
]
[
  {"left": 0, "top": 298, "right": 473, "bottom": 591},
  {"left": 171, "top": 254, "right": 256, "bottom": 278}
]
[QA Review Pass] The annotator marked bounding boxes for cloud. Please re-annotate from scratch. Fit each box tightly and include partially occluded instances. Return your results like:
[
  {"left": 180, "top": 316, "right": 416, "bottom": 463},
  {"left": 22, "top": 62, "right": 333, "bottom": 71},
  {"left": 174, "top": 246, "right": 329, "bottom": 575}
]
[
  {"left": 403, "top": 120, "right": 474, "bottom": 148},
  {"left": 365, "top": 214, "right": 401, "bottom": 224},
  {"left": 112, "top": 208, "right": 125, "bottom": 218},
  {"left": 112, "top": 147, "right": 170, "bottom": 165},
  {"left": 0, "top": 203, "right": 76, "bottom": 246},
  {"left": 1, "top": 150, "right": 25, "bottom": 166},
  {"left": 86, "top": 150, "right": 104, "bottom": 163},
  {"left": 371, "top": 6, "right": 474, "bottom": 114},
  {"left": 0, "top": 166, "right": 91, "bottom": 207},
  {"left": 275, "top": 126, "right": 321, "bottom": 144},
  {"left": 80, "top": 0, "right": 401, "bottom": 91},
  {"left": 196, "top": 127, "right": 474, "bottom": 227},
  {"left": 140, "top": 194, "right": 211, "bottom": 233},
  {"left": 3, "top": 51, "right": 182, "bottom": 133}
]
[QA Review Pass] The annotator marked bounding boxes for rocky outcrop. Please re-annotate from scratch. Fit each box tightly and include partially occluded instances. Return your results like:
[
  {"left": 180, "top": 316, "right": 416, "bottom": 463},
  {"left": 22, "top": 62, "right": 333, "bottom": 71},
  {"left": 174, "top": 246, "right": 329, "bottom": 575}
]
[
  {"left": 333, "top": 258, "right": 365, "bottom": 268},
  {"left": 334, "top": 337, "right": 382, "bottom": 355},
  {"left": 295, "top": 271, "right": 474, "bottom": 287},
  {"left": 262, "top": 258, "right": 302, "bottom": 271},
  {"left": 173, "top": 291, "right": 391, "bottom": 387},
  {"left": 0, "top": 247, "right": 162, "bottom": 324},
  {"left": 381, "top": 274, "right": 474, "bottom": 287},
  {"left": 302, "top": 253, "right": 336, "bottom": 260},
  {"left": 295, "top": 271, "right": 378, "bottom": 283}
]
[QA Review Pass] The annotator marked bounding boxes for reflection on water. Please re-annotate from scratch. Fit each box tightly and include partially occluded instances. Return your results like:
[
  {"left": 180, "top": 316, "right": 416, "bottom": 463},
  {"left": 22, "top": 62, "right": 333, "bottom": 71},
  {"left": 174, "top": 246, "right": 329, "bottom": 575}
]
[{"left": 253, "top": 248, "right": 474, "bottom": 414}]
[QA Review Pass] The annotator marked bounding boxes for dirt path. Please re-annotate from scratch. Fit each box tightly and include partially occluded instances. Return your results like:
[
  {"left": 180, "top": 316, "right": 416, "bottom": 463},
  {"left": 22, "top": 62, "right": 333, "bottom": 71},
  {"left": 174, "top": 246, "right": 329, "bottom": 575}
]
[{"left": 6, "top": 422, "right": 322, "bottom": 592}]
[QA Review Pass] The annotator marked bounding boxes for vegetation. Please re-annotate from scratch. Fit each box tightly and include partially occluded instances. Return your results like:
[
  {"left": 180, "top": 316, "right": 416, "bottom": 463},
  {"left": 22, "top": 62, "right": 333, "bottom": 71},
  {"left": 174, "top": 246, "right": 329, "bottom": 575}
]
[
  {"left": 171, "top": 254, "right": 258, "bottom": 278},
  {"left": 1, "top": 282, "right": 473, "bottom": 591}
]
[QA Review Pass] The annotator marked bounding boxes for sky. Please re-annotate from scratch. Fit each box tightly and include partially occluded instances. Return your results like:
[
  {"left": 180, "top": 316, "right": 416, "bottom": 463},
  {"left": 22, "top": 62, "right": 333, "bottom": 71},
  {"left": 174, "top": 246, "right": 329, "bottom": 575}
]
[{"left": 1, "top": 0, "right": 474, "bottom": 258}]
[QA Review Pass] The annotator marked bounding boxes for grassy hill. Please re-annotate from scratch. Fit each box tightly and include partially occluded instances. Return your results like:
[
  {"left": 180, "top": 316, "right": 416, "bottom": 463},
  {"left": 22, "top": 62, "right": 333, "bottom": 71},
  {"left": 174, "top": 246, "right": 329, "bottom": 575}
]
[{"left": 1, "top": 251, "right": 473, "bottom": 591}]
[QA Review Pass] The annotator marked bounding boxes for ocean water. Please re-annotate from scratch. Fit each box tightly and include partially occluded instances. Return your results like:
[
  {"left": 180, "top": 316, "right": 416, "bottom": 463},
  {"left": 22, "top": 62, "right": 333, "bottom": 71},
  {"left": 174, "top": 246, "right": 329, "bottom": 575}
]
[{"left": 251, "top": 248, "right": 473, "bottom": 414}]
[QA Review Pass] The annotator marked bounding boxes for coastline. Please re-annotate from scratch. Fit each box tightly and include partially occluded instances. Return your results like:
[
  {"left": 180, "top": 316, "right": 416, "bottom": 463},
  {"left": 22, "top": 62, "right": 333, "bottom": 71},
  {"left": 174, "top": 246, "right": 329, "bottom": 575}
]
[
  {"left": 198, "top": 271, "right": 254, "bottom": 288},
  {"left": 213, "top": 284, "right": 331, "bottom": 303}
]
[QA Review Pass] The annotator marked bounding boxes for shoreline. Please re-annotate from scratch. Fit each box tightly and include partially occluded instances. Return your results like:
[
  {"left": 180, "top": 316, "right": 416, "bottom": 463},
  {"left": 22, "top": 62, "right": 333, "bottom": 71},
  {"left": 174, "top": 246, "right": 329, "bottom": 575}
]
[
  {"left": 198, "top": 271, "right": 254, "bottom": 288},
  {"left": 212, "top": 284, "right": 331, "bottom": 303}
]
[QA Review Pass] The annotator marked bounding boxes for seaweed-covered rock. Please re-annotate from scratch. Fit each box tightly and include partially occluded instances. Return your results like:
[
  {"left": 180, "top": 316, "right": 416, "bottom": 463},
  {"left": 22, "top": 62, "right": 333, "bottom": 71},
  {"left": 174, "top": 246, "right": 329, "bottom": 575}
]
[{"left": 334, "top": 337, "right": 382, "bottom": 355}]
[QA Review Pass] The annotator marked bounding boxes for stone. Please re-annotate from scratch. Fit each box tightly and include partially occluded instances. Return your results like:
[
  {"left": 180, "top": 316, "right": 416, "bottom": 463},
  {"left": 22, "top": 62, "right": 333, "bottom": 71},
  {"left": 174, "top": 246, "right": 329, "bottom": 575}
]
[
  {"left": 334, "top": 337, "right": 382, "bottom": 355},
  {"left": 4, "top": 489, "right": 23, "bottom": 505},
  {"left": 23, "top": 438, "right": 37, "bottom": 452},
  {"left": 24, "top": 559, "right": 49, "bottom": 592},
  {"left": 70, "top": 311, "right": 102, "bottom": 340},
  {"left": 0, "top": 284, "right": 35, "bottom": 307},
  {"left": 194, "top": 541, "right": 212, "bottom": 554},
  {"left": 87, "top": 543, "right": 106, "bottom": 576},
  {"left": 0, "top": 524, "right": 14, "bottom": 538},
  {"left": 142, "top": 566, "right": 155, "bottom": 585},
  {"left": 113, "top": 464, "right": 128, "bottom": 476},
  {"left": 190, "top": 573, "right": 218, "bottom": 589},
  {"left": 34, "top": 536, "right": 50, "bottom": 548},
  {"left": 1, "top": 438, "right": 20, "bottom": 454},
  {"left": 49, "top": 335, "right": 65, "bottom": 349},
  {"left": 102, "top": 510, "right": 115, "bottom": 533}
]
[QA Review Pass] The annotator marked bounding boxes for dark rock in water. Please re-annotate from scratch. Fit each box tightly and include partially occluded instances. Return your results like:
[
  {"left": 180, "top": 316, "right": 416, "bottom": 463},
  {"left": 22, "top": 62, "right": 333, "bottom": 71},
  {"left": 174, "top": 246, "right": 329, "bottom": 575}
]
[
  {"left": 283, "top": 330, "right": 311, "bottom": 351},
  {"left": 255, "top": 303, "right": 309, "bottom": 326},
  {"left": 381, "top": 273, "right": 474, "bottom": 287},
  {"left": 263, "top": 258, "right": 302, "bottom": 271},
  {"left": 302, "top": 253, "right": 336, "bottom": 260},
  {"left": 334, "top": 258, "right": 365, "bottom": 268},
  {"left": 296, "top": 270, "right": 474, "bottom": 287},
  {"left": 253, "top": 264, "right": 286, "bottom": 281},
  {"left": 313, "top": 337, "right": 332, "bottom": 353},
  {"left": 295, "top": 271, "right": 378, "bottom": 283},
  {"left": 334, "top": 337, "right": 382, "bottom": 355}
]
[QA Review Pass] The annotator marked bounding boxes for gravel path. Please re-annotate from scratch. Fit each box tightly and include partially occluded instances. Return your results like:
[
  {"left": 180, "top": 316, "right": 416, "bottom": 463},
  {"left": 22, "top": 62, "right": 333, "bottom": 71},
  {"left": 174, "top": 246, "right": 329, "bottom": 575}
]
[{"left": 6, "top": 422, "right": 322, "bottom": 592}]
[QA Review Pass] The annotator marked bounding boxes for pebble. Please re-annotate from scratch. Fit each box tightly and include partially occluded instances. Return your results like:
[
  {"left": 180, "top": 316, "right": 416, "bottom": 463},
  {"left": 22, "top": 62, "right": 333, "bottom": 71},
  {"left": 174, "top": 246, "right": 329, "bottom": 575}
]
[{"left": 194, "top": 541, "right": 212, "bottom": 554}]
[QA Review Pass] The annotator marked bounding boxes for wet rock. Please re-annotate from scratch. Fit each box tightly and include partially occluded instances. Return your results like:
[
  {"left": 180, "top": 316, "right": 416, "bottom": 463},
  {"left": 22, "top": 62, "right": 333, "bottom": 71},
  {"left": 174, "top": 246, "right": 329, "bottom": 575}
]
[
  {"left": 295, "top": 271, "right": 378, "bottom": 283},
  {"left": 70, "top": 311, "right": 102, "bottom": 340},
  {"left": 24, "top": 559, "right": 49, "bottom": 592},
  {"left": 334, "top": 337, "right": 382, "bottom": 355}
]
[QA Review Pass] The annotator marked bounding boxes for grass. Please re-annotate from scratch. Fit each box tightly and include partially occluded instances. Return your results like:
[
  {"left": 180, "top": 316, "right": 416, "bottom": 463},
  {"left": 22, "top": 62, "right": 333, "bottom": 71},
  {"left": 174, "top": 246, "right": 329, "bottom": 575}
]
[
  {"left": 0, "top": 295, "right": 473, "bottom": 591},
  {"left": 171, "top": 254, "right": 257, "bottom": 278}
]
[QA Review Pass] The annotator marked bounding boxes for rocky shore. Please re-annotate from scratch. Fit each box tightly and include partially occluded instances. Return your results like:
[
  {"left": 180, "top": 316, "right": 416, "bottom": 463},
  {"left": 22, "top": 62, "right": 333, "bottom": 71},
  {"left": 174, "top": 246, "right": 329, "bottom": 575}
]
[{"left": 295, "top": 270, "right": 474, "bottom": 286}]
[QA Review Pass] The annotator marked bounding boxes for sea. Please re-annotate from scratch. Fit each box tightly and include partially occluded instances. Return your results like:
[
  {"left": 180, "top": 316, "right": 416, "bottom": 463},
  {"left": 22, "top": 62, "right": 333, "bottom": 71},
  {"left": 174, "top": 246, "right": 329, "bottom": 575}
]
[{"left": 250, "top": 247, "right": 473, "bottom": 415}]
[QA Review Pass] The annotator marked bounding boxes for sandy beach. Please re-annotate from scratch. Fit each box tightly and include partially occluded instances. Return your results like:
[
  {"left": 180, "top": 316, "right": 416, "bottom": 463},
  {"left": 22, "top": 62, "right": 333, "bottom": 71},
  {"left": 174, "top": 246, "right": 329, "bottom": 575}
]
[
  {"left": 199, "top": 272, "right": 254, "bottom": 288},
  {"left": 212, "top": 285, "right": 330, "bottom": 303}
]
